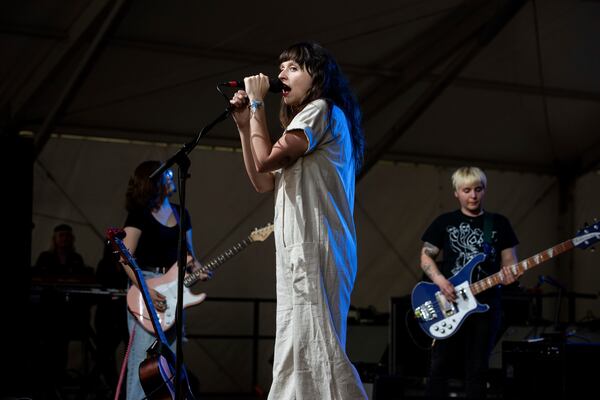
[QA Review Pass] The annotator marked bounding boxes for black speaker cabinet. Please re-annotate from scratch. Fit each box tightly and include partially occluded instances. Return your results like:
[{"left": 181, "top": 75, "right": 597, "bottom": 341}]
[
  {"left": 502, "top": 339, "right": 600, "bottom": 399},
  {"left": 347, "top": 323, "right": 389, "bottom": 383},
  {"left": 389, "top": 296, "right": 431, "bottom": 378},
  {"left": 372, "top": 375, "right": 404, "bottom": 400}
]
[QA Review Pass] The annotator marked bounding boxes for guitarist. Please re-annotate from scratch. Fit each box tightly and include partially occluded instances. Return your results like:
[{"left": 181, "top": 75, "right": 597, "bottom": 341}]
[
  {"left": 119, "top": 160, "right": 210, "bottom": 400},
  {"left": 419, "top": 166, "right": 521, "bottom": 400}
]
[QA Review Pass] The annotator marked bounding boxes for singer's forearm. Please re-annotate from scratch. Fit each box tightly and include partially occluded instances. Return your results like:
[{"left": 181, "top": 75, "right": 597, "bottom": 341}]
[
  {"left": 248, "top": 108, "right": 275, "bottom": 172},
  {"left": 239, "top": 128, "right": 274, "bottom": 193},
  {"left": 248, "top": 116, "right": 308, "bottom": 173}
]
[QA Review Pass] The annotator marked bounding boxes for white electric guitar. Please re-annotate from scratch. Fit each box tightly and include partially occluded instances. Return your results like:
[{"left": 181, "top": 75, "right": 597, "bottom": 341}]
[{"left": 120, "top": 223, "right": 274, "bottom": 334}]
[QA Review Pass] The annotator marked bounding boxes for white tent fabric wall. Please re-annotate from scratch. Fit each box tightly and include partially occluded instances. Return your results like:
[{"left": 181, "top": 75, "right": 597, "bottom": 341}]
[{"left": 31, "top": 136, "right": 600, "bottom": 393}]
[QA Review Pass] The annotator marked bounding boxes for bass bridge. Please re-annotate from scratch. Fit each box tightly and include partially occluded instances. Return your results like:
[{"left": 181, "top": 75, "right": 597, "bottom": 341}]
[{"left": 414, "top": 300, "right": 437, "bottom": 322}]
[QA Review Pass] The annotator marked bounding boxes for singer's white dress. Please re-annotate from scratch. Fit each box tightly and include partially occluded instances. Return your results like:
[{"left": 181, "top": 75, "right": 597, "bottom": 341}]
[{"left": 268, "top": 99, "right": 367, "bottom": 400}]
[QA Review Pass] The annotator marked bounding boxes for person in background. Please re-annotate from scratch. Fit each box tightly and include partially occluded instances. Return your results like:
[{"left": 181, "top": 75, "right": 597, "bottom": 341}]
[
  {"left": 33, "top": 223, "right": 94, "bottom": 388},
  {"left": 34, "top": 223, "right": 89, "bottom": 276}
]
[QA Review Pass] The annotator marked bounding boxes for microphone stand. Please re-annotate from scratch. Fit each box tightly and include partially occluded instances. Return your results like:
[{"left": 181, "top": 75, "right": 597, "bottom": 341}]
[{"left": 149, "top": 105, "right": 232, "bottom": 400}]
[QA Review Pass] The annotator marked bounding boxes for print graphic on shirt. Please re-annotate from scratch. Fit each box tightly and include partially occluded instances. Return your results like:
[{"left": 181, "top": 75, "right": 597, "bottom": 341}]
[{"left": 447, "top": 223, "right": 496, "bottom": 275}]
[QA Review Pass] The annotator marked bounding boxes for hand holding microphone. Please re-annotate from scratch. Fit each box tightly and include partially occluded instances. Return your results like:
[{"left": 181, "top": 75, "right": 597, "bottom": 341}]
[
  {"left": 229, "top": 90, "right": 250, "bottom": 127},
  {"left": 224, "top": 74, "right": 283, "bottom": 128},
  {"left": 219, "top": 75, "right": 284, "bottom": 94},
  {"left": 244, "top": 74, "right": 272, "bottom": 101}
]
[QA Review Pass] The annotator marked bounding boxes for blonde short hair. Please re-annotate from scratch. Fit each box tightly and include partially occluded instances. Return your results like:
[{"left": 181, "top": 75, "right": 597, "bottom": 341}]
[{"left": 451, "top": 167, "right": 487, "bottom": 191}]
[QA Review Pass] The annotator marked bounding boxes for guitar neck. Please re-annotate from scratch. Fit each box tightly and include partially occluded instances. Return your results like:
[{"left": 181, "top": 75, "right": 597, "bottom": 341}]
[
  {"left": 183, "top": 237, "right": 252, "bottom": 287},
  {"left": 470, "top": 238, "right": 575, "bottom": 296}
]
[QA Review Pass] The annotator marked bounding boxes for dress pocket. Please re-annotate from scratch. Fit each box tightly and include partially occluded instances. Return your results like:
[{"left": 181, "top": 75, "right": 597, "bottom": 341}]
[{"left": 287, "top": 242, "right": 320, "bottom": 305}]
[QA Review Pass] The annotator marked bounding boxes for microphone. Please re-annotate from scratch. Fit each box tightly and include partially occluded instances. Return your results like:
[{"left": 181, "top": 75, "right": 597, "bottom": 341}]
[{"left": 218, "top": 78, "right": 284, "bottom": 93}]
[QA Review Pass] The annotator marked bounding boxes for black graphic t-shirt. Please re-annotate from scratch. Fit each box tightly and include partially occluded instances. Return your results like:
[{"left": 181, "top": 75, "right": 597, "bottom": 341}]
[{"left": 421, "top": 210, "right": 519, "bottom": 282}]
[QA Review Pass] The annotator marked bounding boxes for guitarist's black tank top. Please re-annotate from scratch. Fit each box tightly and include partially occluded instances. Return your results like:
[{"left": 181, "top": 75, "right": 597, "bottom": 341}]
[{"left": 123, "top": 202, "right": 191, "bottom": 272}]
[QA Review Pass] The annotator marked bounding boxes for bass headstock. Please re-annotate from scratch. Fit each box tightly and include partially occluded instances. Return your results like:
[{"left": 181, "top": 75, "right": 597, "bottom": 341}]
[{"left": 573, "top": 220, "right": 600, "bottom": 250}]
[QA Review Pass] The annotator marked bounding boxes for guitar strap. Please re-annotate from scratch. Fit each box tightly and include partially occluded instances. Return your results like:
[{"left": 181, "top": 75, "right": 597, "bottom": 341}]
[
  {"left": 482, "top": 212, "right": 494, "bottom": 256},
  {"left": 474, "top": 212, "right": 496, "bottom": 280},
  {"left": 148, "top": 338, "right": 177, "bottom": 365},
  {"left": 170, "top": 203, "right": 181, "bottom": 225}
]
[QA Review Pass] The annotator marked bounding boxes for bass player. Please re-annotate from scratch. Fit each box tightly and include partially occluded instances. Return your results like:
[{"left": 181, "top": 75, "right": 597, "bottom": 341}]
[{"left": 419, "top": 166, "right": 521, "bottom": 400}]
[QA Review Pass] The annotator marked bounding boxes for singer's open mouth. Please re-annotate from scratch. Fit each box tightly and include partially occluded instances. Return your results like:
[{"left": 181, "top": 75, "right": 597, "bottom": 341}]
[{"left": 281, "top": 83, "right": 291, "bottom": 94}]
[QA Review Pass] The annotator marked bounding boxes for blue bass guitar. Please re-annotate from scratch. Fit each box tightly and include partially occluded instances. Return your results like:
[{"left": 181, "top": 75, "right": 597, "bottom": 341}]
[{"left": 411, "top": 222, "right": 600, "bottom": 340}]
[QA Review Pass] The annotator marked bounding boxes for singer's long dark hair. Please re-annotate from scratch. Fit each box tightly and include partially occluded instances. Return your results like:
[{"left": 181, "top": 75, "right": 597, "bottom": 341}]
[{"left": 278, "top": 41, "right": 365, "bottom": 172}]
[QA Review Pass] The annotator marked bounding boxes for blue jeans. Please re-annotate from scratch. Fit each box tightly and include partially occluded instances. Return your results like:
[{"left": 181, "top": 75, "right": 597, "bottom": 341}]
[{"left": 125, "top": 271, "right": 178, "bottom": 400}]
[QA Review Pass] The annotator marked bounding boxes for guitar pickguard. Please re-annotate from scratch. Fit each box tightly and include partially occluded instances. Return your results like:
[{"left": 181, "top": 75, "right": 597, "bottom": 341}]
[
  {"left": 411, "top": 253, "right": 489, "bottom": 340},
  {"left": 154, "top": 281, "right": 205, "bottom": 329},
  {"left": 427, "top": 281, "right": 479, "bottom": 338}
]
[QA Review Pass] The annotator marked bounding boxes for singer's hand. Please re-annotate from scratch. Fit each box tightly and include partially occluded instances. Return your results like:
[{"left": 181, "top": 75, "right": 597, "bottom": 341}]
[
  {"left": 230, "top": 90, "right": 250, "bottom": 129},
  {"left": 244, "top": 73, "right": 269, "bottom": 100}
]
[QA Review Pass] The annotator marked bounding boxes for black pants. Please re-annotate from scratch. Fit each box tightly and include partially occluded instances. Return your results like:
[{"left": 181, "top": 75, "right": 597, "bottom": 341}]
[{"left": 425, "top": 307, "right": 501, "bottom": 400}]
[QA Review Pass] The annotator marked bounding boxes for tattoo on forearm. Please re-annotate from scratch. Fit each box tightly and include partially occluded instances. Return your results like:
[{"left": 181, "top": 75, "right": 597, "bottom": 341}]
[
  {"left": 423, "top": 242, "right": 440, "bottom": 258},
  {"left": 422, "top": 263, "right": 433, "bottom": 277},
  {"left": 421, "top": 264, "right": 442, "bottom": 280},
  {"left": 422, "top": 263, "right": 440, "bottom": 279}
]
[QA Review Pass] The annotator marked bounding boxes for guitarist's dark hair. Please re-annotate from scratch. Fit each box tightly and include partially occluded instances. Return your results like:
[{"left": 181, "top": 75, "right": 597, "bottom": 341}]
[{"left": 125, "top": 160, "right": 164, "bottom": 212}]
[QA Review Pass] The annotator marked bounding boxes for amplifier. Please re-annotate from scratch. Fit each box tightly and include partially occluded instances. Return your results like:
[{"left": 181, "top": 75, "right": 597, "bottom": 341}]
[{"left": 502, "top": 339, "right": 600, "bottom": 399}]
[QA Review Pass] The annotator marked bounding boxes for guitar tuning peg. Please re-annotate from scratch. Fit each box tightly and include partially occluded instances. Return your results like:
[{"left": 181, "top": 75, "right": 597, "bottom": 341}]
[
  {"left": 590, "top": 246, "right": 596, "bottom": 253},
  {"left": 584, "top": 221, "right": 589, "bottom": 228}
]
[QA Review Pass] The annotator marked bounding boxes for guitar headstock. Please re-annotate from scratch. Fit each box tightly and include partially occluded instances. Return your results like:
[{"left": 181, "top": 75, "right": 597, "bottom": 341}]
[
  {"left": 573, "top": 221, "right": 600, "bottom": 249},
  {"left": 105, "top": 227, "right": 125, "bottom": 242},
  {"left": 249, "top": 223, "right": 274, "bottom": 242},
  {"left": 105, "top": 227, "right": 137, "bottom": 267}
]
